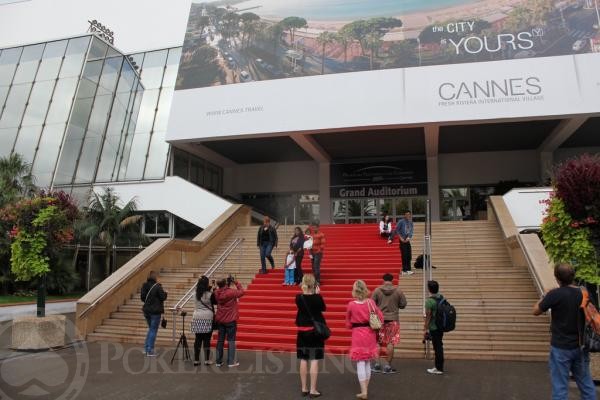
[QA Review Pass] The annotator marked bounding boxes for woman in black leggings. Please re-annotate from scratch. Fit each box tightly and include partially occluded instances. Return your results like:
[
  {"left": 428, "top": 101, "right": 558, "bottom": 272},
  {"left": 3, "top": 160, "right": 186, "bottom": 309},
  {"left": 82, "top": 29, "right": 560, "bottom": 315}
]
[{"left": 190, "top": 276, "right": 216, "bottom": 366}]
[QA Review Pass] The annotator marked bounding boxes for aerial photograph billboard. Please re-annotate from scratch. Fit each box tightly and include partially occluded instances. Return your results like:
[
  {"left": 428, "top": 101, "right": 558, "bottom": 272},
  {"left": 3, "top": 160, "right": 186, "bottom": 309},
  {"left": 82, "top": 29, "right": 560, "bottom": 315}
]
[{"left": 175, "top": 0, "right": 600, "bottom": 90}]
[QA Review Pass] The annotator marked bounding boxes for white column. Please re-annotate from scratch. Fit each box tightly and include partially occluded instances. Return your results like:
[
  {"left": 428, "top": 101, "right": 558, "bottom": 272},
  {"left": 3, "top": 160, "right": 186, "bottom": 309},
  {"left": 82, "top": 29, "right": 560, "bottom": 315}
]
[
  {"left": 427, "top": 156, "right": 441, "bottom": 222},
  {"left": 318, "top": 162, "right": 331, "bottom": 224}
]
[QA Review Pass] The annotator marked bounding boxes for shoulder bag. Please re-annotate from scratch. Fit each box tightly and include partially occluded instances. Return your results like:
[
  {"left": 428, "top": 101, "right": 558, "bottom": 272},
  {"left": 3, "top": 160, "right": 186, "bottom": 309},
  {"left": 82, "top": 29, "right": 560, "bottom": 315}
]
[
  {"left": 367, "top": 299, "right": 382, "bottom": 330},
  {"left": 300, "top": 295, "right": 331, "bottom": 340}
]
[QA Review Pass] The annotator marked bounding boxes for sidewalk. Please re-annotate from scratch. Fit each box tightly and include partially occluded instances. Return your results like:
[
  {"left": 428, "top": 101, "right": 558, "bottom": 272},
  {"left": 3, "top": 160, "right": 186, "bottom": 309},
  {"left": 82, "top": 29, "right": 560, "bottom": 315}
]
[
  {"left": 0, "top": 342, "right": 596, "bottom": 400},
  {"left": 0, "top": 300, "right": 76, "bottom": 322}
]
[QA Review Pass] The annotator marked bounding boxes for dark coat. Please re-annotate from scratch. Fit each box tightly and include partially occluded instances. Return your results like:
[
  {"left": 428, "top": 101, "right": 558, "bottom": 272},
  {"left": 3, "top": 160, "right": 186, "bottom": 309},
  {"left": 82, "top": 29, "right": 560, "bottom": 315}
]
[
  {"left": 141, "top": 279, "right": 168, "bottom": 315},
  {"left": 257, "top": 225, "right": 278, "bottom": 247}
]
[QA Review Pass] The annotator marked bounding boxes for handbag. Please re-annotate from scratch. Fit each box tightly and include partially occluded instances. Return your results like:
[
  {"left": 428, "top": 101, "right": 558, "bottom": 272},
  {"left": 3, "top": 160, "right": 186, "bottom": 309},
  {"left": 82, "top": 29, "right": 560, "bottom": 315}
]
[
  {"left": 367, "top": 300, "right": 382, "bottom": 330},
  {"left": 303, "top": 236, "right": 313, "bottom": 250},
  {"left": 300, "top": 295, "right": 331, "bottom": 340}
]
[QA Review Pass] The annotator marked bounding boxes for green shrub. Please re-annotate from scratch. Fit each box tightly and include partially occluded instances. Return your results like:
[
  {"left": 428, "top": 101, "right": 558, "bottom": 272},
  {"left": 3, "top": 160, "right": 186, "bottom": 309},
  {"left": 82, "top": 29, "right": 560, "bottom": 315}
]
[{"left": 541, "top": 197, "right": 599, "bottom": 284}]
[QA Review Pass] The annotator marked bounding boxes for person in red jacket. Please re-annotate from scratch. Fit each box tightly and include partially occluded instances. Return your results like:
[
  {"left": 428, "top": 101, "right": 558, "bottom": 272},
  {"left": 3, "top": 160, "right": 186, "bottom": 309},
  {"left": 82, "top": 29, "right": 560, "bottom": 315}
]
[
  {"left": 306, "top": 222, "right": 326, "bottom": 285},
  {"left": 214, "top": 275, "right": 244, "bottom": 367}
]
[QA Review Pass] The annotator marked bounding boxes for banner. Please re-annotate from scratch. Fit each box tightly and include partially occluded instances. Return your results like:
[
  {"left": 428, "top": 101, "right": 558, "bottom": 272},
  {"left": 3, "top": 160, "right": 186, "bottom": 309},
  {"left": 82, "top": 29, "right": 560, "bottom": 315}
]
[
  {"left": 175, "top": 0, "right": 600, "bottom": 90},
  {"left": 330, "top": 161, "right": 428, "bottom": 198}
]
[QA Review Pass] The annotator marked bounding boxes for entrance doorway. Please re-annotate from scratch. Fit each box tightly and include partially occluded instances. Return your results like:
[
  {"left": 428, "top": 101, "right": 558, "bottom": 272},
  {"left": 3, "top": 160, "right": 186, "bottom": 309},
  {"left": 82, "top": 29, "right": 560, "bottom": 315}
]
[{"left": 332, "top": 197, "right": 426, "bottom": 224}]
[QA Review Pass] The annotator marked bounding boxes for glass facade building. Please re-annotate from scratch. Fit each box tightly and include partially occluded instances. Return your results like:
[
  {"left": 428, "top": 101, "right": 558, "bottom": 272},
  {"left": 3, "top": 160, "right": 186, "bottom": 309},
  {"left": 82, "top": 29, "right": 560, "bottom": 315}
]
[{"left": 0, "top": 34, "right": 182, "bottom": 193}]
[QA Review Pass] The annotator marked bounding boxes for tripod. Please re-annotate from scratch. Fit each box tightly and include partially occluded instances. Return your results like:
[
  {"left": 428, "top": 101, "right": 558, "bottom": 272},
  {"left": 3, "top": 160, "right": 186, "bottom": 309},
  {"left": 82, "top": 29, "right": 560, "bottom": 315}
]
[{"left": 170, "top": 311, "right": 191, "bottom": 364}]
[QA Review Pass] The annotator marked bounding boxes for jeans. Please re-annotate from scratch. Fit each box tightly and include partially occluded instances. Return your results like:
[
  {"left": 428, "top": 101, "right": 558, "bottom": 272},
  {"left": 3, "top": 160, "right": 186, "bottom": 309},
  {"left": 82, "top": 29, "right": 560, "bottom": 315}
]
[
  {"left": 400, "top": 241, "right": 412, "bottom": 272},
  {"left": 430, "top": 329, "right": 444, "bottom": 372},
  {"left": 549, "top": 346, "right": 596, "bottom": 400},
  {"left": 144, "top": 313, "right": 161, "bottom": 353},
  {"left": 294, "top": 254, "right": 304, "bottom": 284},
  {"left": 259, "top": 242, "right": 275, "bottom": 273},
  {"left": 311, "top": 252, "right": 322, "bottom": 284},
  {"left": 194, "top": 332, "right": 212, "bottom": 362},
  {"left": 285, "top": 268, "right": 295, "bottom": 284},
  {"left": 216, "top": 321, "right": 237, "bottom": 365}
]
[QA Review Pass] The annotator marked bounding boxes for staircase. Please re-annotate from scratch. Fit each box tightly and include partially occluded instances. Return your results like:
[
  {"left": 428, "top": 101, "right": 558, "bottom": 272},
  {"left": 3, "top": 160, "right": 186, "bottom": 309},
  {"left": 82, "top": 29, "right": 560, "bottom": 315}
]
[
  {"left": 234, "top": 221, "right": 550, "bottom": 361},
  {"left": 87, "top": 221, "right": 550, "bottom": 361},
  {"left": 87, "top": 225, "right": 288, "bottom": 345}
]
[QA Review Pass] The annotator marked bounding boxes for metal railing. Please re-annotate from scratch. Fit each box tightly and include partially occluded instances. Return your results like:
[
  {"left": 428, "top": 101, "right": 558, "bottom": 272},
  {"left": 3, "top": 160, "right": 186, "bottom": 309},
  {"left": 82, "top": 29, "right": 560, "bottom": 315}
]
[
  {"left": 421, "top": 199, "right": 434, "bottom": 359},
  {"left": 169, "top": 237, "right": 245, "bottom": 342}
]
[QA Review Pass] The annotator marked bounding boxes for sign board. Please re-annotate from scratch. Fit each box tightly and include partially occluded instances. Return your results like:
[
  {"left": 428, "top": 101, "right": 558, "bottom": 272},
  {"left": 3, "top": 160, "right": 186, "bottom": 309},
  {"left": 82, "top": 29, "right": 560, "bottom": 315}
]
[
  {"left": 330, "top": 161, "right": 428, "bottom": 198},
  {"left": 167, "top": 1, "right": 600, "bottom": 142}
]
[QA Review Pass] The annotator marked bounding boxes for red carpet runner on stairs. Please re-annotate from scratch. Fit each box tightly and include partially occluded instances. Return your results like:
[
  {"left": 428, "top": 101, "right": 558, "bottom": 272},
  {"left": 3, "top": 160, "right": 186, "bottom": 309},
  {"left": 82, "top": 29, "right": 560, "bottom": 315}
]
[{"left": 234, "top": 224, "right": 402, "bottom": 354}]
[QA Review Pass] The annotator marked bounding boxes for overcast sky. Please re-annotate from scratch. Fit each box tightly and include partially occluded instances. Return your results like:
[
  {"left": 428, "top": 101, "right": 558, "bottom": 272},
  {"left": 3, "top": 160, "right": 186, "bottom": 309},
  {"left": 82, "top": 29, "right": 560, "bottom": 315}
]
[{"left": 0, "top": 0, "right": 193, "bottom": 52}]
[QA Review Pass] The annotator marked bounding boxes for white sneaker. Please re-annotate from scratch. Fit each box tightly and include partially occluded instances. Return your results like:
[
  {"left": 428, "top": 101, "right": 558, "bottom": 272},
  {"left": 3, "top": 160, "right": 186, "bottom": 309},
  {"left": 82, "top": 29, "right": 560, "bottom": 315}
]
[
  {"left": 427, "top": 368, "right": 443, "bottom": 375},
  {"left": 406, "top": 271, "right": 414, "bottom": 276},
  {"left": 228, "top": 362, "right": 240, "bottom": 368}
]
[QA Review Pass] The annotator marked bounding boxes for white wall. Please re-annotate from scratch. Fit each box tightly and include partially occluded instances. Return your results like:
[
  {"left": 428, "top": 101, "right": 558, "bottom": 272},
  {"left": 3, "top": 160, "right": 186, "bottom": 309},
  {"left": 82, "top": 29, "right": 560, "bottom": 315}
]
[
  {"left": 439, "top": 150, "right": 541, "bottom": 186},
  {"left": 503, "top": 187, "right": 553, "bottom": 231},
  {"left": 0, "top": 0, "right": 191, "bottom": 53},
  {"left": 227, "top": 161, "right": 319, "bottom": 196}
]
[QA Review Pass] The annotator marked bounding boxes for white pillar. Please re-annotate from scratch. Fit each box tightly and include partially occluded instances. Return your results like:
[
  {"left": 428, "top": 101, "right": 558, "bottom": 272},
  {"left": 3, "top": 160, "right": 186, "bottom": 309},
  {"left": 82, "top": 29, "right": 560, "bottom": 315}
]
[
  {"left": 427, "top": 156, "right": 441, "bottom": 222},
  {"left": 318, "top": 162, "right": 331, "bottom": 224}
]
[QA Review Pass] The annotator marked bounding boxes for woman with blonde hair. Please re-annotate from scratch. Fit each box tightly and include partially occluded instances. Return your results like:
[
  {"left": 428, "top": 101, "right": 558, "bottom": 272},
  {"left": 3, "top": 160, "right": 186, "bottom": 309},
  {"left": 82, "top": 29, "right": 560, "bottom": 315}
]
[
  {"left": 346, "top": 280, "right": 384, "bottom": 399},
  {"left": 295, "top": 274, "right": 326, "bottom": 398}
]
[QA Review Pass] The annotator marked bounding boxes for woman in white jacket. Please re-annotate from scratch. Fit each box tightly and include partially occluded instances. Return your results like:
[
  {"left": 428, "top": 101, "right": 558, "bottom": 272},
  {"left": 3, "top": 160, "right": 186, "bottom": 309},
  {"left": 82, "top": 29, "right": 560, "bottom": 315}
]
[{"left": 379, "top": 215, "right": 392, "bottom": 239}]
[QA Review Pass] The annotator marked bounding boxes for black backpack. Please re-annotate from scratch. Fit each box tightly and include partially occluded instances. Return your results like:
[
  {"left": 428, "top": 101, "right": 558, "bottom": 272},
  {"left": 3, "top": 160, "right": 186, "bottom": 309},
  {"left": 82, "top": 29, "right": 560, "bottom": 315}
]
[{"left": 434, "top": 296, "right": 456, "bottom": 333}]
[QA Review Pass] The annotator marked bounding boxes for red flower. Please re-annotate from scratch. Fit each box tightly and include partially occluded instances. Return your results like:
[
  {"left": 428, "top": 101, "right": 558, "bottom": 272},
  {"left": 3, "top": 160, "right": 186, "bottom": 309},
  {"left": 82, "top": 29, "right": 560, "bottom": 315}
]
[{"left": 571, "top": 222, "right": 580, "bottom": 228}]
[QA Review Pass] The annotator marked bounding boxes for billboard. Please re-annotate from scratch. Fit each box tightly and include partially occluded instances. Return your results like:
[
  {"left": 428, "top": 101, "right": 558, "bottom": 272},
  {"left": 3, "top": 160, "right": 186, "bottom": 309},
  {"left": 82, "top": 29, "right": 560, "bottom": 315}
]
[
  {"left": 176, "top": 0, "right": 600, "bottom": 90},
  {"left": 167, "top": 0, "right": 600, "bottom": 141}
]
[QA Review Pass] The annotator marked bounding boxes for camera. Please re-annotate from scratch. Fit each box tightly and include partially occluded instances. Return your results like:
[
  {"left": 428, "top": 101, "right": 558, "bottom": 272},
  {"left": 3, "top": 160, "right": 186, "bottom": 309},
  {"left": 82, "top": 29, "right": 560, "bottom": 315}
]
[
  {"left": 422, "top": 332, "right": 431, "bottom": 344},
  {"left": 226, "top": 274, "right": 236, "bottom": 285}
]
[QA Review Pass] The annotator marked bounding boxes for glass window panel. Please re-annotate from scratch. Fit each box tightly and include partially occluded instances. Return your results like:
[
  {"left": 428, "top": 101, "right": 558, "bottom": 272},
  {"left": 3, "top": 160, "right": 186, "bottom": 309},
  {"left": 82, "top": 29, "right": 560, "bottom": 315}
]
[
  {"left": 54, "top": 133, "right": 83, "bottom": 184},
  {"left": 46, "top": 77, "right": 78, "bottom": 124},
  {"left": 0, "top": 85, "right": 9, "bottom": 111},
  {"left": 140, "top": 50, "right": 167, "bottom": 88},
  {"left": 117, "top": 62, "right": 135, "bottom": 93},
  {"left": 59, "top": 37, "right": 90, "bottom": 78},
  {"left": 144, "top": 213, "right": 157, "bottom": 234},
  {"left": 162, "top": 48, "right": 181, "bottom": 87},
  {"left": 12, "top": 44, "right": 44, "bottom": 84},
  {"left": 0, "top": 127, "right": 18, "bottom": 157},
  {"left": 81, "top": 60, "right": 103, "bottom": 84},
  {"left": 76, "top": 78, "right": 98, "bottom": 100},
  {"left": 36, "top": 40, "right": 68, "bottom": 81},
  {"left": 21, "top": 80, "right": 55, "bottom": 126},
  {"left": 0, "top": 47, "right": 22, "bottom": 85},
  {"left": 173, "top": 151, "right": 188, "bottom": 179},
  {"left": 74, "top": 130, "right": 102, "bottom": 183},
  {"left": 106, "top": 47, "right": 121, "bottom": 58},
  {"left": 332, "top": 200, "right": 347, "bottom": 219},
  {"left": 96, "top": 101, "right": 127, "bottom": 183},
  {"left": 88, "top": 37, "right": 108, "bottom": 60},
  {"left": 129, "top": 53, "right": 145, "bottom": 68},
  {"left": 69, "top": 97, "right": 94, "bottom": 135},
  {"left": 87, "top": 94, "right": 112, "bottom": 134},
  {"left": 32, "top": 123, "right": 66, "bottom": 188},
  {"left": 0, "top": 83, "right": 32, "bottom": 128},
  {"left": 134, "top": 89, "right": 159, "bottom": 133},
  {"left": 13, "top": 125, "right": 42, "bottom": 164},
  {"left": 363, "top": 199, "right": 377, "bottom": 217},
  {"left": 124, "top": 133, "right": 150, "bottom": 180},
  {"left": 157, "top": 212, "right": 170, "bottom": 234},
  {"left": 152, "top": 88, "right": 173, "bottom": 132},
  {"left": 190, "top": 158, "right": 204, "bottom": 186},
  {"left": 97, "top": 56, "right": 122, "bottom": 96},
  {"left": 347, "top": 200, "right": 361, "bottom": 218},
  {"left": 144, "top": 131, "right": 168, "bottom": 179}
]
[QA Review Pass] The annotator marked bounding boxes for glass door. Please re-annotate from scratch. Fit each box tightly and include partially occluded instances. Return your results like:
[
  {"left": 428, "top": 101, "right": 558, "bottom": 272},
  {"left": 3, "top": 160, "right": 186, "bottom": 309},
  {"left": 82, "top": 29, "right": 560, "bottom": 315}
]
[{"left": 441, "top": 188, "right": 470, "bottom": 221}]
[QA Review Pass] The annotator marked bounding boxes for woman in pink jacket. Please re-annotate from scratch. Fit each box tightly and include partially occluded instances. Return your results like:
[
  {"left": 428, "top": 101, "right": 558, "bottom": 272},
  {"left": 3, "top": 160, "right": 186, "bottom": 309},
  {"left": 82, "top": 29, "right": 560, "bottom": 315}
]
[{"left": 346, "top": 280, "right": 384, "bottom": 400}]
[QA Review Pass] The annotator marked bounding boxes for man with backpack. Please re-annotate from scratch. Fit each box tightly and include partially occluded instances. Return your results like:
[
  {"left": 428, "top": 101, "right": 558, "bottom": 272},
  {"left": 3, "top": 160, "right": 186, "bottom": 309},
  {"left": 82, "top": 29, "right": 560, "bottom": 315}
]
[
  {"left": 372, "top": 273, "right": 407, "bottom": 374},
  {"left": 424, "top": 280, "right": 450, "bottom": 375},
  {"left": 533, "top": 263, "right": 596, "bottom": 400}
]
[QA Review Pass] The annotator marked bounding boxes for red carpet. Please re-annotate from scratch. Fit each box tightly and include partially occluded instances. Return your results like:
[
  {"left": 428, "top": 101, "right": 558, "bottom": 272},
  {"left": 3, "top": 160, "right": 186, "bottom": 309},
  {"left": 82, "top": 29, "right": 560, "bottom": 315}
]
[{"left": 235, "top": 224, "right": 402, "bottom": 354}]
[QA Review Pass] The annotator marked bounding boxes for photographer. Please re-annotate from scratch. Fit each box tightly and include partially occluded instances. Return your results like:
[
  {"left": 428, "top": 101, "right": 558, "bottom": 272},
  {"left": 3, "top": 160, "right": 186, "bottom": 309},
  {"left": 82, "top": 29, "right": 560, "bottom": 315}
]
[
  {"left": 141, "top": 271, "right": 167, "bottom": 357},
  {"left": 214, "top": 275, "right": 244, "bottom": 368}
]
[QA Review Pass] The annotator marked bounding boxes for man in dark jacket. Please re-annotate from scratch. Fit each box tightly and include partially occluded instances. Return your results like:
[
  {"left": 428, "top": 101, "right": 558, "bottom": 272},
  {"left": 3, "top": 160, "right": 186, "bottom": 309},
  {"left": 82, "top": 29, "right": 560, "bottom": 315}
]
[
  {"left": 372, "top": 273, "right": 407, "bottom": 373},
  {"left": 257, "top": 216, "right": 278, "bottom": 274},
  {"left": 214, "top": 276, "right": 244, "bottom": 367},
  {"left": 141, "top": 271, "right": 167, "bottom": 357}
]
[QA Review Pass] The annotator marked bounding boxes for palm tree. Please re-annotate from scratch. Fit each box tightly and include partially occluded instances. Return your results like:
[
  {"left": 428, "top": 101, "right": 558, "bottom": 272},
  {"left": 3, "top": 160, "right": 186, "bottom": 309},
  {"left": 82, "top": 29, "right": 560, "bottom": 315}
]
[
  {"left": 281, "top": 16, "right": 308, "bottom": 45},
  {"left": 365, "top": 32, "right": 383, "bottom": 70},
  {"left": 0, "top": 153, "right": 36, "bottom": 208},
  {"left": 335, "top": 31, "right": 352, "bottom": 64},
  {"left": 316, "top": 31, "right": 337, "bottom": 74},
  {"left": 79, "top": 187, "right": 144, "bottom": 280}
]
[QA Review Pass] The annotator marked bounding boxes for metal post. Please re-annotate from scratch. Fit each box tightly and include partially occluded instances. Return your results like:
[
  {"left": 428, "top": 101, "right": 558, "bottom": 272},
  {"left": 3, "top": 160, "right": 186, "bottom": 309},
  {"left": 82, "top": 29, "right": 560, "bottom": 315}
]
[
  {"left": 86, "top": 237, "right": 93, "bottom": 292},
  {"left": 172, "top": 309, "right": 177, "bottom": 344}
]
